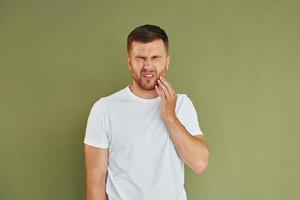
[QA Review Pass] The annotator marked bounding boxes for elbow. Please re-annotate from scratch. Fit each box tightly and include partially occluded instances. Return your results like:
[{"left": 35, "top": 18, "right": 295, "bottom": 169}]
[
  {"left": 193, "top": 160, "right": 208, "bottom": 175},
  {"left": 193, "top": 150, "right": 209, "bottom": 175}
]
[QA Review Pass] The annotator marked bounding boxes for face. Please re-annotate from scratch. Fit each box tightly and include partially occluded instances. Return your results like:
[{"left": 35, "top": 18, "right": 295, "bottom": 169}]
[{"left": 127, "top": 39, "right": 170, "bottom": 91}]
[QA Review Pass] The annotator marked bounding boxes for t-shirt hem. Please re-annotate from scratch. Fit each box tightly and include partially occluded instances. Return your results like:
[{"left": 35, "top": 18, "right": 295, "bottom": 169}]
[
  {"left": 189, "top": 129, "right": 204, "bottom": 136},
  {"left": 83, "top": 139, "right": 109, "bottom": 149}
]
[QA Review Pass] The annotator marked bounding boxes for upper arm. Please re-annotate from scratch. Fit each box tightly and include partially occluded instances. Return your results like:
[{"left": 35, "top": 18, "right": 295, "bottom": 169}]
[
  {"left": 84, "top": 99, "right": 110, "bottom": 149},
  {"left": 84, "top": 144, "right": 108, "bottom": 185},
  {"left": 177, "top": 95, "right": 203, "bottom": 136}
]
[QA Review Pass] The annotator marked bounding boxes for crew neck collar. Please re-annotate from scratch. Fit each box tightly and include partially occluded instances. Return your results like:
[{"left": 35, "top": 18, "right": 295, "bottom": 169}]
[{"left": 125, "top": 85, "right": 160, "bottom": 103}]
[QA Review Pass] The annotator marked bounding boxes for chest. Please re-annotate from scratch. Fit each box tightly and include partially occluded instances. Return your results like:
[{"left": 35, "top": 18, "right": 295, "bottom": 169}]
[{"left": 108, "top": 102, "right": 170, "bottom": 154}]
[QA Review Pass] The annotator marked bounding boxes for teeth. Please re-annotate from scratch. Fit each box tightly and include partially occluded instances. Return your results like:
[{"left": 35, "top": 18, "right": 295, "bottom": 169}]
[{"left": 144, "top": 74, "right": 154, "bottom": 77}]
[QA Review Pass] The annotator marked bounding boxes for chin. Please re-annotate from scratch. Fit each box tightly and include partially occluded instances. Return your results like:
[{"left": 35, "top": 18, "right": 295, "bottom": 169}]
[
  {"left": 138, "top": 81, "right": 156, "bottom": 91},
  {"left": 141, "top": 84, "right": 156, "bottom": 91}
]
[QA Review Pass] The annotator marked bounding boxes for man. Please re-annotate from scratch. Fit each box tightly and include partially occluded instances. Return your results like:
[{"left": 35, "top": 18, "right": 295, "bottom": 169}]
[{"left": 84, "top": 24, "right": 209, "bottom": 200}]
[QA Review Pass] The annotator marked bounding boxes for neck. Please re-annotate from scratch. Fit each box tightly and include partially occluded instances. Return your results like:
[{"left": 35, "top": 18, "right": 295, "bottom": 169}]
[{"left": 129, "top": 81, "right": 159, "bottom": 99}]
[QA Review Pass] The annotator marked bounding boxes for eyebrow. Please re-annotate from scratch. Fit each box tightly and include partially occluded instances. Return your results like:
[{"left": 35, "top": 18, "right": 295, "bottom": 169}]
[
  {"left": 134, "top": 55, "right": 145, "bottom": 58},
  {"left": 134, "top": 55, "right": 162, "bottom": 58}
]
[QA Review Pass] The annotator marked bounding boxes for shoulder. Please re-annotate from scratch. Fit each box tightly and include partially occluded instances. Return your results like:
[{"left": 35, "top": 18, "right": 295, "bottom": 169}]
[
  {"left": 176, "top": 93, "right": 186, "bottom": 102},
  {"left": 176, "top": 93, "right": 194, "bottom": 106},
  {"left": 92, "top": 86, "right": 127, "bottom": 106},
  {"left": 175, "top": 93, "right": 200, "bottom": 117},
  {"left": 175, "top": 93, "right": 192, "bottom": 111},
  {"left": 88, "top": 97, "right": 107, "bottom": 116}
]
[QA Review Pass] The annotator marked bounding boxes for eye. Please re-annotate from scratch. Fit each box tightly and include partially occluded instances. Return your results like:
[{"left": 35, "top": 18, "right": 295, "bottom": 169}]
[
  {"left": 152, "top": 56, "right": 161, "bottom": 59},
  {"left": 136, "top": 56, "right": 145, "bottom": 60}
]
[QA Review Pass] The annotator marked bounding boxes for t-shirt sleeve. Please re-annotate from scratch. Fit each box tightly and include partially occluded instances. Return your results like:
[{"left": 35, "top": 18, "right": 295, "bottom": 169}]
[
  {"left": 179, "top": 94, "right": 204, "bottom": 136},
  {"left": 83, "top": 98, "right": 110, "bottom": 149}
]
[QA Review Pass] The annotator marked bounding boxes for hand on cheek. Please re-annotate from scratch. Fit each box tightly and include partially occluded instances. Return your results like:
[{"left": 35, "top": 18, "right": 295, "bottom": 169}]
[{"left": 155, "top": 76, "right": 177, "bottom": 122}]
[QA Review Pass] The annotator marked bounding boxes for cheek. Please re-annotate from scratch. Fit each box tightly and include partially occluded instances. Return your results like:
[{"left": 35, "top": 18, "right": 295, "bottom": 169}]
[
  {"left": 133, "top": 59, "right": 144, "bottom": 68},
  {"left": 129, "top": 61, "right": 140, "bottom": 72},
  {"left": 158, "top": 65, "right": 168, "bottom": 75},
  {"left": 152, "top": 59, "right": 164, "bottom": 66},
  {"left": 159, "top": 63, "right": 168, "bottom": 71},
  {"left": 131, "top": 62, "right": 143, "bottom": 74}
]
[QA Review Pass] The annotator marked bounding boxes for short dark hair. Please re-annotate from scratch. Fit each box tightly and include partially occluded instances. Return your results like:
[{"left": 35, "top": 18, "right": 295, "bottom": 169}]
[{"left": 127, "top": 24, "right": 169, "bottom": 54}]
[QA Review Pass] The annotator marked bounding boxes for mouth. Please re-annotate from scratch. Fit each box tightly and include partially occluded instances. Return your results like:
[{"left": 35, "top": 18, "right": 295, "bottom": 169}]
[{"left": 142, "top": 73, "right": 155, "bottom": 80}]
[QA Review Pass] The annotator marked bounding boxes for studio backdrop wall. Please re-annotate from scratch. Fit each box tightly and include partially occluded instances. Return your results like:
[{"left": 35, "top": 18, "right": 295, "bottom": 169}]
[{"left": 0, "top": 0, "right": 299, "bottom": 200}]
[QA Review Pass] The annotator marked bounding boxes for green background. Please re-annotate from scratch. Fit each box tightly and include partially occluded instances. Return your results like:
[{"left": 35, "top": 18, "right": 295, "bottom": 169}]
[{"left": 1, "top": 0, "right": 299, "bottom": 199}]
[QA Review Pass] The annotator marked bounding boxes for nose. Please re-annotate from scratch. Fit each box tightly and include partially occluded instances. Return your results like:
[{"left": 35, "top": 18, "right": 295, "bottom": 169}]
[
  {"left": 142, "top": 58, "right": 155, "bottom": 74},
  {"left": 144, "top": 57, "right": 152, "bottom": 69}
]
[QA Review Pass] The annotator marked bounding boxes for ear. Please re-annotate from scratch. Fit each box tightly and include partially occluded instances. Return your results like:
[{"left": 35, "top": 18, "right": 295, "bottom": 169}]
[
  {"left": 127, "top": 55, "right": 132, "bottom": 71},
  {"left": 166, "top": 55, "right": 170, "bottom": 70}
]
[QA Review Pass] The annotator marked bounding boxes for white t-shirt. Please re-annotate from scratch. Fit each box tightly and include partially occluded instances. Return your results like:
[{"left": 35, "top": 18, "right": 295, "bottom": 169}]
[{"left": 84, "top": 85, "right": 203, "bottom": 200}]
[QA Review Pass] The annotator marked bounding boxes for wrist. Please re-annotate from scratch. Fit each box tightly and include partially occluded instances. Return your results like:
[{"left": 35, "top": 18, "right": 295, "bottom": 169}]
[{"left": 163, "top": 114, "right": 178, "bottom": 124}]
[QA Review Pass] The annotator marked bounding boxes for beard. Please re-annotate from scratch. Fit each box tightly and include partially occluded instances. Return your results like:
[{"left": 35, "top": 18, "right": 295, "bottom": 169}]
[
  {"left": 136, "top": 76, "right": 157, "bottom": 90},
  {"left": 131, "top": 67, "right": 167, "bottom": 91}
]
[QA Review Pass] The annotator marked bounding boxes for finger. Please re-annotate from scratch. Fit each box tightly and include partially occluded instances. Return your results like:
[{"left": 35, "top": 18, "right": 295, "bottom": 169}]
[
  {"left": 157, "top": 79, "right": 171, "bottom": 99},
  {"left": 155, "top": 85, "right": 166, "bottom": 100},
  {"left": 159, "top": 77, "right": 174, "bottom": 95},
  {"left": 159, "top": 77, "right": 176, "bottom": 97}
]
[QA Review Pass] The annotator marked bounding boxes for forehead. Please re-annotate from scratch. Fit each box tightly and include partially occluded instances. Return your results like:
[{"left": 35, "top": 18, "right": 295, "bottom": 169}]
[{"left": 129, "top": 39, "right": 167, "bottom": 56}]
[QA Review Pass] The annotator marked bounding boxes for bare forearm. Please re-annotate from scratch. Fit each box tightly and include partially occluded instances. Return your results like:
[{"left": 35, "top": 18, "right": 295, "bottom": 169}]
[
  {"left": 86, "top": 181, "right": 108, "bottom": 200},
  {"left": 164, "top": 117, "right": 209, "bottom": 174}
]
